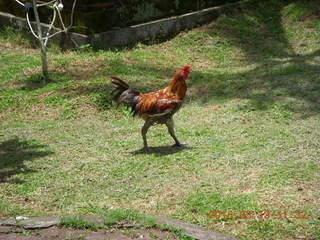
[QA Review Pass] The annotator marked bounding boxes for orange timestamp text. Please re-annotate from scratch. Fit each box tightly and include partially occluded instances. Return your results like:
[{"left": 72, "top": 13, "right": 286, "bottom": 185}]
[{"left": 208, "top": 209, "right": 308, "bottom": 221}]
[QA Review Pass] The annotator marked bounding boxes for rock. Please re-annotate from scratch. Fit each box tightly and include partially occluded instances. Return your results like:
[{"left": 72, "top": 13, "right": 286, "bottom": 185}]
[
  {"left": 22, "top": 217, "right": 60, "bottom": 229},
  {"left": 0, "top": 218, "right": 16, "bottom": 226},
  {"left": 81, "top": 215, "right": 105, "bottom": 228},
  {"left": 15, "top": 216, "right": 29, "bottom": 221},
  {"left": 154, "top": 215, "right": 237, "bottom": 240},
  {"left": 0, "top": 226, "right": 14, "bottom": 234},
  {"left": 0, "top": 216, "right": 59, "bottom": 229}
]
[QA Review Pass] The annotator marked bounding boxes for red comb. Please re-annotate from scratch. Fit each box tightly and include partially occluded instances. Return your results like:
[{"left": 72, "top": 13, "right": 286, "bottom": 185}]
[{"left": 183, "top": 65, "right": 190, "bottom": 70}]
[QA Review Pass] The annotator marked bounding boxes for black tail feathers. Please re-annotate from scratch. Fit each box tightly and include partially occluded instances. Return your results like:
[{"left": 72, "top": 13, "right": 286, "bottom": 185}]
[
  {"left": 110, "top": 76, "right": 130, "bottom": 104},
  {"left": 110, "top": 76, "right": 130, "bottom": 90},
  {"left": 110, "top": 76, "right": 140, "bottom": 112}
]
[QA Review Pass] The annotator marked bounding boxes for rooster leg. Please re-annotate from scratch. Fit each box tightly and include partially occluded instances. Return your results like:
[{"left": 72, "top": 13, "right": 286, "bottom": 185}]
[
  {"left": 141, "top": 121, "right": 152, "bottom": 151},
  {"left": 165, "top": 118, "right": 181, "bottom": 147}
]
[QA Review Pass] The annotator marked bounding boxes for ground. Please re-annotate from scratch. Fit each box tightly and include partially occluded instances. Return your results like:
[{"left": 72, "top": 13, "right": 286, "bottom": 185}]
[
  {"left": 0, "top": 0, "right": 320, "bottom": 239},
  {"left": 0, "top": 226, "right": 178, "bottom": 240}
]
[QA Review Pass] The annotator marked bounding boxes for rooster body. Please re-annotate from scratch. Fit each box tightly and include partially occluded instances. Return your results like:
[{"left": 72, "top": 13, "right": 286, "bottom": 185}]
[{"left": 111, "top": 66, "right": 190, "bottom": 151}]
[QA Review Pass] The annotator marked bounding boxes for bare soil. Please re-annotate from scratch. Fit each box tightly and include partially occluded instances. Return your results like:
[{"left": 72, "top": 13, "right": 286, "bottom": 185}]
[{"left": 0, "top": 226, "right": 179, "bottom": 240}]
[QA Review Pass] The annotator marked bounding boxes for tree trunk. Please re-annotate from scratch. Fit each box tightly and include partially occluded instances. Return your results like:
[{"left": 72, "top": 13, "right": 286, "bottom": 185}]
[{"left": 32, "top": 0, "right": 49, "bottom": 81}]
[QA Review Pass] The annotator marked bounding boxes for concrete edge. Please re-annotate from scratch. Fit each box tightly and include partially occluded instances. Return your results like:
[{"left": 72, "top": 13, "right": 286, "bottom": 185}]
[
  {"left": 0, "top": 11, "right": 88, "bottom": 49},
  {"left": 153, "top": 216, "right": 237, "bottom": 240},
  {"left": 0, "top": 0, "right": 253, "bottom": 49},
  {"left": 0, "top": 215, "right": 237, "bottom": 240}
]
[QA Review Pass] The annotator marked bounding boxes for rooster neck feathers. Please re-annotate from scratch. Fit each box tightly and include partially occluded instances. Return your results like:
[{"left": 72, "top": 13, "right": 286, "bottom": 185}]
[
  {"left": 165, "top": 68, "right": 188, "bottom": 100},
  {"left": 165, "top": 75, "right": 187, "bottom": 100}
]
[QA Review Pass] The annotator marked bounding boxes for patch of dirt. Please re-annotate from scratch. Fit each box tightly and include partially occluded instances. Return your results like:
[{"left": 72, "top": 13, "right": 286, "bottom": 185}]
[{"left": 0, "top": 226, "right": 179, "bottom": 240}]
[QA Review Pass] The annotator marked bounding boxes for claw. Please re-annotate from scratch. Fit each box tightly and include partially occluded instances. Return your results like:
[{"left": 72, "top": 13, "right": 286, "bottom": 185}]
[
  {"left": 172, "top": 143, "right": 182, "bottom": 148},
  {"left": 142, "top": 147, "right": 150, "bottom": 153}
]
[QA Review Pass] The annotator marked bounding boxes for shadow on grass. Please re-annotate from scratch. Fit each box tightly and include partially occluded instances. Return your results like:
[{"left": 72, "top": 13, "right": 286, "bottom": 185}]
[
  {"left": 210, "top": 0, "right": 293, "bottom": 61},
  {"left": 21, "top": 70, "right": 72, "bottom": 90},
  {"left": 131, "top": 144, "right": 190, "bottom": 156},
  {"left": 0, "top": 137, "right": 54, "bottom": 183}
]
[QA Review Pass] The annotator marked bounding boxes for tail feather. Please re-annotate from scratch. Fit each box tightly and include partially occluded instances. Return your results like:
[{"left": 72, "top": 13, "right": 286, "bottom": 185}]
[
  {"left": 110, "top": 76, "right": 140, "bottom": 112},
  {"left": 110, "top": 76, "right": 130, "bottom": 104},
  {"left": 110, "top": 76, "right": 130, "bottom": 89}
]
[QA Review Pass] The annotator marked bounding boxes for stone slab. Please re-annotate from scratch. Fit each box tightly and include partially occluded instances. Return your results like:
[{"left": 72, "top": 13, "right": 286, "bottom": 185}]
[
  {"left": 0, "top": 216, "right": 59, "bottom": 229},
  {"left": 154, "top": 215, "right": 237, "bottom": 240}
]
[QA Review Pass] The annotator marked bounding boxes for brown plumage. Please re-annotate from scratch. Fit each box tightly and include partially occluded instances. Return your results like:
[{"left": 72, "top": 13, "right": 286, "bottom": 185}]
[{"left": 110, "top": 65, "right": 190, "bottom": 151}]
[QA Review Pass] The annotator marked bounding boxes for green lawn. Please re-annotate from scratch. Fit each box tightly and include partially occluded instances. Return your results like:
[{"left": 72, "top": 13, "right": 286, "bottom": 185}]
[{"left": 1, "top": 0, "right": 320, "bottom": 239}]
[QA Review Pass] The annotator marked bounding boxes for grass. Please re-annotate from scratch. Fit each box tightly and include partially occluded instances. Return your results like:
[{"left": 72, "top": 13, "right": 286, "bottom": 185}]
[
  {"left": 0, "top": 0, "right": 320, "bottom": 239},
  {"left": 58, "top": 209, "right": 193, "bottom": 239},
  {"left": 86, "top": 207, "right": 157, "bottom": 227},
  {"left": 59, "top": 216, "right": 99, "bottom": 231}
]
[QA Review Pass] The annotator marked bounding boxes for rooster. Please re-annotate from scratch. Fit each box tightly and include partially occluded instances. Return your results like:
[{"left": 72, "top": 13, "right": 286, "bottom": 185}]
[{"left": 110, "top": 65, "right": 190, "bottom": 152}]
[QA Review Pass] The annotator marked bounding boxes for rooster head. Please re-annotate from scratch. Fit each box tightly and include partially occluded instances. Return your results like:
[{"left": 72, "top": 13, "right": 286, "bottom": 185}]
[{"left": 179, "top": 65, "right": 190, "bottom": 80}]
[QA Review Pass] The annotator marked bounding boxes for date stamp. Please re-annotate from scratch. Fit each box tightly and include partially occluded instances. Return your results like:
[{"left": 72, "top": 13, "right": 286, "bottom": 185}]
[{"left": 208, "top": 209, "right": 308, "bottom": 221}]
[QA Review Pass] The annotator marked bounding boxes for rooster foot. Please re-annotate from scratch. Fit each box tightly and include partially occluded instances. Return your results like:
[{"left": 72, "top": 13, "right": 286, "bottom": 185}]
[
  {"left": 172, "top": 143, "right": 183, "bottom": 148},
  {"left": 142, "top": 147, "right": 150, "bottom": 153}
]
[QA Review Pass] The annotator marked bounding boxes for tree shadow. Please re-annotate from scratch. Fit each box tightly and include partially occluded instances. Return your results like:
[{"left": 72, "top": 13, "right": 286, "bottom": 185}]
[
  {"left": 131, "top": 144, "right": 190, "bottom": 156},
  {"left": 20, "top": 70, "right": 72, "bottom": 90},
  {"left": 0, "top": 137, "right": 54, "bottom": 183},
  {"left": 187, "top": 0, "right": 320, "bottom": 114},
  {"left": 209, "top": 0, "right": 294, "bottom": 61}
]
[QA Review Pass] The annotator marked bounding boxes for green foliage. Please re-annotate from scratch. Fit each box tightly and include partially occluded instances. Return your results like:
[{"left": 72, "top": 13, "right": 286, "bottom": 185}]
[
  {"left": 102, "top": 208, "right": 148, "bottom": 226},
  {"left": 260, "top": 160, "right": 319, "bottom": 187},
  {"left": 247, "top": 220, "right": 281, "bottom": 239},
  {"left": 59, "top": 216, "right": 99, "bottom": 231},
  {"left": 314, "top": 220, "right": 320, "bottom": 240},
  {"left": 0, "top": 200, "right": 29, "bottom": 217},
  {"left": 0, "top": 27, "right": 35, "bottom": 48},
  {"left": 58, "top": 209, "right": 193, "bottom": 239},
  {"left": 53, "top": 58, "right": 70, "bottom": 70},
  {"left": 117, "top": 0, "right": 164, "bottom": 27},
  {"left": 155, "top": 224, "right": 194, "bottom": 240},
  {"left": 177, "top": 191, "right": 258, "bottom": 223}
]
